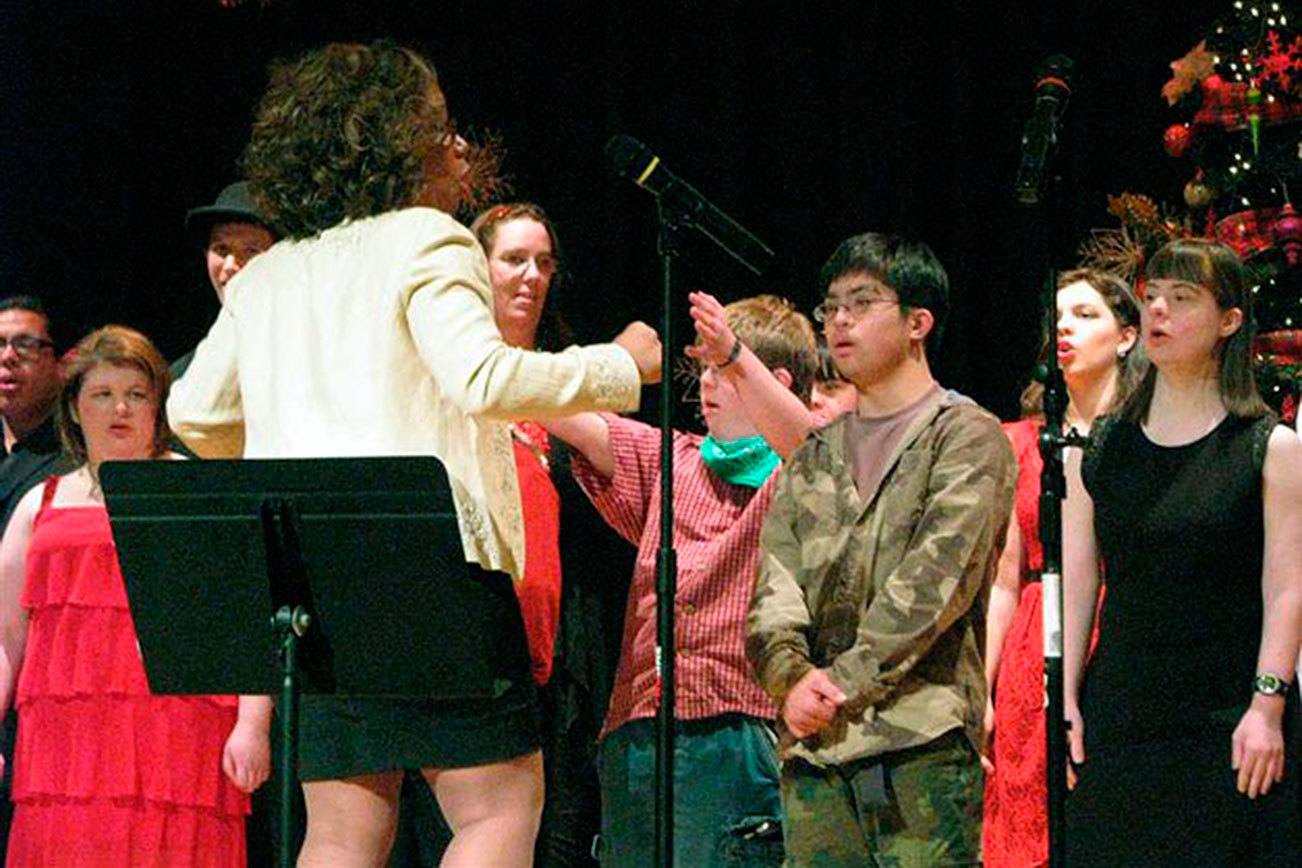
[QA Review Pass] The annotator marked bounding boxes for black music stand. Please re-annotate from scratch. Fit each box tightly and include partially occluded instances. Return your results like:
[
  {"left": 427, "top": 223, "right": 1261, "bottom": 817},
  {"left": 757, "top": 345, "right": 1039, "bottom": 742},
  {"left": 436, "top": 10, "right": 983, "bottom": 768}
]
[{"left": 100, "top": 457, "right": 511, "bottom": 868}]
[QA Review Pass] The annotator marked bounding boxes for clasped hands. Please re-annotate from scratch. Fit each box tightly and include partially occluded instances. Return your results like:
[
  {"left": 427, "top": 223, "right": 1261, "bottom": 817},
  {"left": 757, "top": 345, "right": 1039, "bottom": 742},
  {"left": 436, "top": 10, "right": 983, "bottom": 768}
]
[{"left": 782, "top": 668, "right": 848, "bottom": 739}]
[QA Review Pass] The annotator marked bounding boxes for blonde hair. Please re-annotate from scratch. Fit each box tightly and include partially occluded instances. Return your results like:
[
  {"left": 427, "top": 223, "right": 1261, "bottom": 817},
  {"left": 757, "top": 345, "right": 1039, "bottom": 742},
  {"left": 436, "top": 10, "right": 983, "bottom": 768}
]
[
  {"left": 57, "top": 325, "right": 172, "bottom": 464},
  {"left": 722, "top": 294, "right": 818, "bottom": 401}
]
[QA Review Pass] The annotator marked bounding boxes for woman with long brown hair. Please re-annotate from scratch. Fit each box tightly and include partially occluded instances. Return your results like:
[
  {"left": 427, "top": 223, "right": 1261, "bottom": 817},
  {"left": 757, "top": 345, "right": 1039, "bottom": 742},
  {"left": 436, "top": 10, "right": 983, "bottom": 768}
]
[{"left": 982, "top": 269, "right": 1140, "bottom": 867}]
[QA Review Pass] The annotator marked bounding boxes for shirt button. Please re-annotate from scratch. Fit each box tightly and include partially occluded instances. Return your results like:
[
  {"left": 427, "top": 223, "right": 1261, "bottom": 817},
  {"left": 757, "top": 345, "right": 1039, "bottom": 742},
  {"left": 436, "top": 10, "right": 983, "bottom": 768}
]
[{"left": 682, "top": 603, "right": 696, "bottom": 615}]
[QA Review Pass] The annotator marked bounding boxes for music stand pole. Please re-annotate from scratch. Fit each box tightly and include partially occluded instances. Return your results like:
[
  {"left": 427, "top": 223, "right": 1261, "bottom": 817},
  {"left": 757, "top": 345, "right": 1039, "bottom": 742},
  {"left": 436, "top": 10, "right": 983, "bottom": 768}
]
[{"left": 262, "top": 498, "right": 313, "bottom": 868}]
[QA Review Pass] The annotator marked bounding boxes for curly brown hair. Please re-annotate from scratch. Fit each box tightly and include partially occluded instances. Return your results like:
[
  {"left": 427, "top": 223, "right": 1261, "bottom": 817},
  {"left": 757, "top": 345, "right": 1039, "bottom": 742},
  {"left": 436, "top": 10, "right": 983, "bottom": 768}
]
[{"left": 241, "top": 41, "right": 469, "bottom": 239}]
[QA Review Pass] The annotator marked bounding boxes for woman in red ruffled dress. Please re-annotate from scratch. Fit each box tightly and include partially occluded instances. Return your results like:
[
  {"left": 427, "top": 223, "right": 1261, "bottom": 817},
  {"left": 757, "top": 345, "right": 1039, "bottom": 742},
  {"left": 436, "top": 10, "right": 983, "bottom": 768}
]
[
  {"left": 0, "top": 326, "right": 269, "bottom": 867},
  {"left": 981, "top": 270, "right": 1139, "bottom": 867}
]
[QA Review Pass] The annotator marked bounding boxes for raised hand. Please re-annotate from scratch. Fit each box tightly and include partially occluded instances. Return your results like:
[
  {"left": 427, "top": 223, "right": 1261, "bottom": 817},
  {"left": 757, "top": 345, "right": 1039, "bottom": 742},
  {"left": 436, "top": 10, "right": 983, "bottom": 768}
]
[{"left": 685, "top": 291, "right": 738, "bottom": 368}]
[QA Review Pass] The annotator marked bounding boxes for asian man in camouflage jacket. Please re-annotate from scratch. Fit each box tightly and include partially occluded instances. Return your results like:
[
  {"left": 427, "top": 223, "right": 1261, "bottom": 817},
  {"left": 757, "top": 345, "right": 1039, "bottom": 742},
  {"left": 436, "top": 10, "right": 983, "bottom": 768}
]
[{"left": 747, "top": 233, "right": 1015, "bottom": 866}]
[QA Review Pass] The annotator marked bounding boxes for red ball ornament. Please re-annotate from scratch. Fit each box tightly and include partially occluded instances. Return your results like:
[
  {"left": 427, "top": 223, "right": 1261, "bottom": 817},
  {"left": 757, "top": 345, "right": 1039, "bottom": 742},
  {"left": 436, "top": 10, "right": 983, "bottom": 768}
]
[
  {"left": 1272, "top": 202, "right": 1302, "bottom": 267},
  {"left": 1201, "top": 74, "right": 1227, "bottom": 96},
  {"left": 1163, "top": 123, "right": 1193, "bottom": 157}
]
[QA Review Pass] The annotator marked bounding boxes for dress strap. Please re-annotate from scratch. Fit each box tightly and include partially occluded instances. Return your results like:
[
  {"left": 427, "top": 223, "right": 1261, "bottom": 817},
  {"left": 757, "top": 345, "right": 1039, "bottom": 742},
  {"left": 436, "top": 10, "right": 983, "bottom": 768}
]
[{"left": 37, "top": 474, "right": 61, "bottom": 513}]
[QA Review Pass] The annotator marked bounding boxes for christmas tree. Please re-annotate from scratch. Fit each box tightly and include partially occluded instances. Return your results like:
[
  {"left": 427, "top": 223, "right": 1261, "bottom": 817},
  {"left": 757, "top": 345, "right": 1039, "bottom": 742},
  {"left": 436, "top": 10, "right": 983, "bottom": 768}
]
[{"left": 1081, "top": 0, "right": 1302, "bottom": 422}]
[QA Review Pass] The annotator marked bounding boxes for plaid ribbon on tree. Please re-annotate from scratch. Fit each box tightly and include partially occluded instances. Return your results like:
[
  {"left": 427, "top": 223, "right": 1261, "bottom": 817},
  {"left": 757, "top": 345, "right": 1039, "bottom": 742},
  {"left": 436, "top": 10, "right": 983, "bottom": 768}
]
[
  {"left": 1194, "top": 81, "right": 1302, "bottom": 128},
  {"left": 1254, "top": 329, "right": 1302, "bottom": 364},
  {"left": 1214, "top": 208, "right": 1279, "bottom": 257}
]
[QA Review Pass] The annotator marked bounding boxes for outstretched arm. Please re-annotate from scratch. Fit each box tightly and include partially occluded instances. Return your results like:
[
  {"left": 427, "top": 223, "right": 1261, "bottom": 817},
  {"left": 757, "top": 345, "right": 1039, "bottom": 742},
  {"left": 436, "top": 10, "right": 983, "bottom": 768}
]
[
  {"left": 404, "top": 223, "right": 653, "bottom": 421},
  {"left": 167, "top": 303, "right": 245, "bottom": 458},
  {"left": 686, "top": 291, "right": 813, "bottom": 459},
  {"left": 542, "top": 413, "right": 614, "bottom": 480}
]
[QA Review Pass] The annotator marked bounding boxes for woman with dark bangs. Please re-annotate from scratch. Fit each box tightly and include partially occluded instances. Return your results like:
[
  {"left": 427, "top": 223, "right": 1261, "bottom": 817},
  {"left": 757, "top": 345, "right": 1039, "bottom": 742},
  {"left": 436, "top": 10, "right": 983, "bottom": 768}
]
[
  {"left": 168, "top": 41, "right": 660, "bottom": 868},
  {"left": 1062, "top": 239, "right": 1301, "bottom": 865}
]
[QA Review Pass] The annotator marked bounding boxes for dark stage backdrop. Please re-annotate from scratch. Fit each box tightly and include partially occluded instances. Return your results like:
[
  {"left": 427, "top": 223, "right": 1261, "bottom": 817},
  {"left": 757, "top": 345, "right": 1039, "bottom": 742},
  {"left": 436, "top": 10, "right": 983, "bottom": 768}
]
[{"left": 0, "top": 0, "right": 1225, "bottom": 425}]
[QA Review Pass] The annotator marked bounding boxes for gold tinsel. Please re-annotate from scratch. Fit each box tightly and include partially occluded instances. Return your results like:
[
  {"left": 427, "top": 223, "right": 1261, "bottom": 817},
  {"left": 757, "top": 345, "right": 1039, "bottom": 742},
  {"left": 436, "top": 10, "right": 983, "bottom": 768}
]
[
  {"left": 1078, "top": 226, "right": 1148, "bottom": 281},
  {"left": 1106, "top": 193, "right": 1163, "bottom": 230}
]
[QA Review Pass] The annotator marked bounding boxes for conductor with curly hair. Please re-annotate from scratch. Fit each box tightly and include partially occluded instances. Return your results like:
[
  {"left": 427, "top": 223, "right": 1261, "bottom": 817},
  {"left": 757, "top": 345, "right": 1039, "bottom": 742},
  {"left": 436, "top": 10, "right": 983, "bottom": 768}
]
[{"left": 168, "top": 41, "right": 661, "bottom": 868}]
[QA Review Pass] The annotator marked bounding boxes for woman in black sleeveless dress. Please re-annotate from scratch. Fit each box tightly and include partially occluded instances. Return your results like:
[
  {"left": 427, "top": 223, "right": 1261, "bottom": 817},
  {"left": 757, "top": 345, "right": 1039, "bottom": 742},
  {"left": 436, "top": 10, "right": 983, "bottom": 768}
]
[{"left": 1061, "top": 239, "right": 1300, "bottom": 866}]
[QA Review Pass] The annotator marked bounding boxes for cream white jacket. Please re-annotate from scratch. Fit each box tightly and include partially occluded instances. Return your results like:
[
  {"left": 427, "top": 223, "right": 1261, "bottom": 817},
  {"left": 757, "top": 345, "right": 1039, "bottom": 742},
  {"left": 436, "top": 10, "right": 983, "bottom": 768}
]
[{"left": 168, "top": 207, "right": 641, "bottom": 579}]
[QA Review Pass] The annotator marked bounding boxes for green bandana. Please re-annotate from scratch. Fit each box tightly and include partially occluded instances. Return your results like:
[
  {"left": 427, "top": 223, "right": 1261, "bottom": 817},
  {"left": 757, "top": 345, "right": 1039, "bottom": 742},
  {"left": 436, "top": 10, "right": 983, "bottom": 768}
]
[{"left": 700, "top": 435, "right": 780, "bottom": 488}]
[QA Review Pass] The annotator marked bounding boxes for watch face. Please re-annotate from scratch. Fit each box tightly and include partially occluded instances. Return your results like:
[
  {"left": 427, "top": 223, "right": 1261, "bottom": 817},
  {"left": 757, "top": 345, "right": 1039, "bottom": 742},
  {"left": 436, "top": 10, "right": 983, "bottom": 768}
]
[{"left": 1254, "top": 674, "right": 1287, "bottom": 695}]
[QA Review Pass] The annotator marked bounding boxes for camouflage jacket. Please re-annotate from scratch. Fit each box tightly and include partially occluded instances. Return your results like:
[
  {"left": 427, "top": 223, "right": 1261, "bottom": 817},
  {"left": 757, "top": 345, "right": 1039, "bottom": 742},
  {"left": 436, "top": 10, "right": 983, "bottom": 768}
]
[{"left": 746, "top": 389, "right": 1014, "bottom": 767}]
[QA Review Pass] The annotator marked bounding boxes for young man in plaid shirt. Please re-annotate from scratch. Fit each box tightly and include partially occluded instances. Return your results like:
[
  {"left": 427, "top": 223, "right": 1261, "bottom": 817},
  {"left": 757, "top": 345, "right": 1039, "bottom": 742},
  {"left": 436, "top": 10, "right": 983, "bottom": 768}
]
[{"left": 545, "top": 292, "right": 818, "bottom": 867}]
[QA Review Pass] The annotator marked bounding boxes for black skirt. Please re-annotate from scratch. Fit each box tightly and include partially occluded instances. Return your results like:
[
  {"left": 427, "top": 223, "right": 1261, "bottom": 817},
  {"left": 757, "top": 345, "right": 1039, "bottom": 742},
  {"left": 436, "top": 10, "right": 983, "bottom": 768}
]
[{"left": 296, "top": 566, "right": 540, "bottom": 781}]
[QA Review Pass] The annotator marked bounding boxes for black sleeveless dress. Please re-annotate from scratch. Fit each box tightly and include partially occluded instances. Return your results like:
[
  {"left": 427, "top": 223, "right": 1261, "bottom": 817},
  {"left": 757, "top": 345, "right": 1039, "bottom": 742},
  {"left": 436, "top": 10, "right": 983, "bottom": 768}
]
[{"left": 1066, "top": 413, "right": 1299, "bottom": 866}]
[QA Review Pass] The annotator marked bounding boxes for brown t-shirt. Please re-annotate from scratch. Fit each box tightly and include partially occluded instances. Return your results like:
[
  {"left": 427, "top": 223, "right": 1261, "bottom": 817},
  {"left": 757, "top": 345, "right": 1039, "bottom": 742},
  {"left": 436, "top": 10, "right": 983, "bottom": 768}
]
[{"left": 844, "top": 383, "right": 944, "bottom": 504}]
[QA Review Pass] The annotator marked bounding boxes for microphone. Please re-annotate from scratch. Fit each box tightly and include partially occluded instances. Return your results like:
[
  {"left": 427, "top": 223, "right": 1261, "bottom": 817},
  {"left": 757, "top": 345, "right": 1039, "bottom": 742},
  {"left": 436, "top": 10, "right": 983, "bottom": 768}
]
[
  {"left": 1015, "top": 55, "right": 1075, "bottom": 206},
  {"left": 605, "top": 134, "right": 775, "bottom": 275}
]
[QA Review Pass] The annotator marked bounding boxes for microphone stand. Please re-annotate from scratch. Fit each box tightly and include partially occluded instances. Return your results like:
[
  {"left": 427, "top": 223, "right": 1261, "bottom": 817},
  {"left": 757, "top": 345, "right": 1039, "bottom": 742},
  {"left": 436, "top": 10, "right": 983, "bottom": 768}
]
[
  {"left": 1034, "top": 273, "right": 1087, "bottom": 868},
  {"left": 652, "top": 199, "right": 684, "bottom": 868},
  {"left": 612, "top": 141, "right": 769, "bottom": 866},
  {"left": 1016, "top": 53, "right": 1076, "bottom": 868}
]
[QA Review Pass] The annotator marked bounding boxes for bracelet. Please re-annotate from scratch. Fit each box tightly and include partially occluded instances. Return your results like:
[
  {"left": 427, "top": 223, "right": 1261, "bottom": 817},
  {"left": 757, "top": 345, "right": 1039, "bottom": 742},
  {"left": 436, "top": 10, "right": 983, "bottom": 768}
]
[{"left": 717, "top": 338, "right": 743, "bottom": 369}]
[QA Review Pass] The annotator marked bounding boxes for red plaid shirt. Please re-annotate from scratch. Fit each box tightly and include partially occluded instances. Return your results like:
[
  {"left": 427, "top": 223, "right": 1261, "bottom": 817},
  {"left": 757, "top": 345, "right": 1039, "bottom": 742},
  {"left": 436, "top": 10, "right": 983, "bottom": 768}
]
[{"left": 572, "top": 415, "right": 779, "bottom": 739}]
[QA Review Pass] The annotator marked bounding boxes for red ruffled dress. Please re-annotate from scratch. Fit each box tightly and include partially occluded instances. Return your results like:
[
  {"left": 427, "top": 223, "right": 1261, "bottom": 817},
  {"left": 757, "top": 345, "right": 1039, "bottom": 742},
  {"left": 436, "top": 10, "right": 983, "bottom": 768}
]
[
  {"left": 7, "top": 477, "right": 248, "bottom": 867},
  {"left": 982, "top": 420, "right": 1102, "bottom": 868}
]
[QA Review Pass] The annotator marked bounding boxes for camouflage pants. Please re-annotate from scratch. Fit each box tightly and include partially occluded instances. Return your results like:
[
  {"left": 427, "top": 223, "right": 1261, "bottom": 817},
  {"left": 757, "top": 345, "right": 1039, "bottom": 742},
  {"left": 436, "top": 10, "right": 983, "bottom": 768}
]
[{"left": 780, "top": 729, "right": 982, "bottom": 867}]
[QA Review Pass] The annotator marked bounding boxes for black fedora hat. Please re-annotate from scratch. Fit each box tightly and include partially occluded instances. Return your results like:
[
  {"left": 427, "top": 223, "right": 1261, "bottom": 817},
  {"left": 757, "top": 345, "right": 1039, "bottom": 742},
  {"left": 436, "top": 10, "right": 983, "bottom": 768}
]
[{"left": 185, "top": 181, "right": 271, "bottom": 239}]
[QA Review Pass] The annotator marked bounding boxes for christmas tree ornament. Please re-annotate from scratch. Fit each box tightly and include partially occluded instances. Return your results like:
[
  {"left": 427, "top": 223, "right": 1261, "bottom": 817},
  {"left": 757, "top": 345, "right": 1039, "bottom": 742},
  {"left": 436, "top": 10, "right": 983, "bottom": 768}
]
[
  {"left": 1247, "top": 80, "right": 1263, "bottom": 153},
  {"left": 1163, "top": 123, "right": 1193, "bottom": 156},
  {"left": 1162, "top": 39, "right": 1217, "bottom": 105},
  {"left": 1272, "top": 201, "right": 1302, "bottom": 265},
  {"left": 1184, "top": 173, "right": 1216, "bottom": 208}
]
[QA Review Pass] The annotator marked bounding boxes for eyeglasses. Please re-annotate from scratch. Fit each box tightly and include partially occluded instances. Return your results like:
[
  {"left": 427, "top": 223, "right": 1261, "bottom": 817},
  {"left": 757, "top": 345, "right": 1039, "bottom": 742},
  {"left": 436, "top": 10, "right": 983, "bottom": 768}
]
[
  {"left": 0, "top": 335, "right": 54, "bottom": 360},
  {"left": 812, "top": 295, "right": 899, "bottom": 324}
]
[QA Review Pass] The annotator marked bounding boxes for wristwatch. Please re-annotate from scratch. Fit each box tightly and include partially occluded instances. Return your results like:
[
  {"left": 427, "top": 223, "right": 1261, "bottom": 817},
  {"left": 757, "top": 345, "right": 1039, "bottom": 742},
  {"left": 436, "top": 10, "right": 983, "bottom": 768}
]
[{"left": 1252, "top": 673, "right": 1291, "bottom": 697}]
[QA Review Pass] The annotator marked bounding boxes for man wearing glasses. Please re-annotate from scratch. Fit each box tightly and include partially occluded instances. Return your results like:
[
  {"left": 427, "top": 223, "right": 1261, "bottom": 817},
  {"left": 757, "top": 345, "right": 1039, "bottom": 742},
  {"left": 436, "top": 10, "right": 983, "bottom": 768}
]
[
  {"left": 0, "top": 293, "right": 70, "bottom": 857},
  {"left": 0, "top": 295, "right": 68, "bottom": 531},
  {"left": 747, "top": 233, "right": 1014, "bottom": 865}
]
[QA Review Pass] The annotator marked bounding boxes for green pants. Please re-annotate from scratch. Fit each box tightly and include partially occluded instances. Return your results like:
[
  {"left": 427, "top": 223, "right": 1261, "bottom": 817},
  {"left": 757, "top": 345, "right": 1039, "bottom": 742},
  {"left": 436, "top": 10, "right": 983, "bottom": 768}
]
[{"left": 780, "top": 729, "right": 982, "bottom": 867}]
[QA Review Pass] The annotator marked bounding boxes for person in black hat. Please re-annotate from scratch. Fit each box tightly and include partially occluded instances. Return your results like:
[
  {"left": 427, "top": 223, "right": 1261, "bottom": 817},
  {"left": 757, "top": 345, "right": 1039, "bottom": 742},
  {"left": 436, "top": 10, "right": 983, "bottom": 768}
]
[{"left": 173, "top": 181, "right": 276, "bottom": 379}]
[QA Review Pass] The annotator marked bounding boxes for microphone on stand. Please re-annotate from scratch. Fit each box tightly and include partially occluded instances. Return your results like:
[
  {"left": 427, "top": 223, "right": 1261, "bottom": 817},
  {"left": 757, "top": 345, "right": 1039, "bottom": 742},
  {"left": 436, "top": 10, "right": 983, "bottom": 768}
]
[
  {"left": 1015, "top": 55, "right": 1075, "bottom": 206},
  {"left": 605, "top": 134, "right": 774, "bottom": 275}
]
